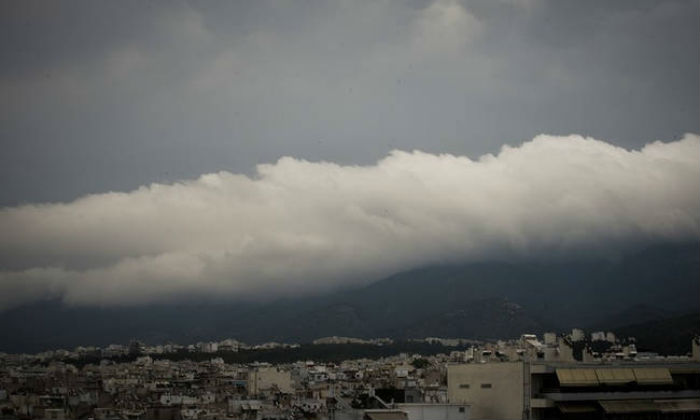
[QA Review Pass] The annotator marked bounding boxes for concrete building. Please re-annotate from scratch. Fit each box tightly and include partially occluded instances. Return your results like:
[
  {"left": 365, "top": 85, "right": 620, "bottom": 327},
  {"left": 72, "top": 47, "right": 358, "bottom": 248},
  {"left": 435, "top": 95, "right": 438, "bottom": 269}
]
[
  {"left": 591, "top": 331, "right": 606, "bottom": 342},
  {"left": 570, "top": 329, "right": 585, "bottom": 343},
  {"left": 448, "top": 361, "right": 700, "bottom": 419},
  {"left": 198, "top": 342, "right": 218, "bottom": 353},
  {"left": 218, "top": 339, "right": 240, "bottom": 352},
  {"left": 543, "top": 333, "right": 557, "bottom": 346},
  {"left": 248, "top": 366, "right": 293, "bottom": 395},
  {"left": 448, "top": 362, "right": 526, "bottom": 419}
]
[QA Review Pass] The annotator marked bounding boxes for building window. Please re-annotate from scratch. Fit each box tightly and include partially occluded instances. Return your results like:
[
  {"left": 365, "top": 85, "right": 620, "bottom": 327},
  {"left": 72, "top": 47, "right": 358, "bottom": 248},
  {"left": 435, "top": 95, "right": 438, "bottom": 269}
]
[
  {"left": 459, "top": 407, "right": 465, "bottom": 413},
  {"left": 459, "top": 384, "right": 470, "bottom": 388},
  {"left": 480, "top": 383, "right": 492, "bottom": 388}
]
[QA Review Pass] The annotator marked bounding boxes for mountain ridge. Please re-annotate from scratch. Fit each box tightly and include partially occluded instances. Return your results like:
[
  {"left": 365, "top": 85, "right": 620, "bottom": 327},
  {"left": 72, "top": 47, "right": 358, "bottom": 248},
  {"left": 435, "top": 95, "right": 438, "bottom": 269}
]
[{"left": 0, "top": 242, "right": 697, "bottom": 353}]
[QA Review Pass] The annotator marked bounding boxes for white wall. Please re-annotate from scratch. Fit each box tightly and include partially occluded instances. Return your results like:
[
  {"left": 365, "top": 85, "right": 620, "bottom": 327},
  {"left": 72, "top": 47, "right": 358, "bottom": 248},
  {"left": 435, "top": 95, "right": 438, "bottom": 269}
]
[
  {"left": 249, "top": 367, "right": 293, "bottom": 395},
  {"left": 447, "top": 362, "right": 524, "bottom": 420}
]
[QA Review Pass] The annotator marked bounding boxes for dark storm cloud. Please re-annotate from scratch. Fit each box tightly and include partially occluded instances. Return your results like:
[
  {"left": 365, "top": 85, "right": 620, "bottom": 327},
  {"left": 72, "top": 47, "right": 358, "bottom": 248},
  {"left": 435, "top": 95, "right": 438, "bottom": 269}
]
[{"left": 0, "top": 0, "right": 697, "bottom": 205}]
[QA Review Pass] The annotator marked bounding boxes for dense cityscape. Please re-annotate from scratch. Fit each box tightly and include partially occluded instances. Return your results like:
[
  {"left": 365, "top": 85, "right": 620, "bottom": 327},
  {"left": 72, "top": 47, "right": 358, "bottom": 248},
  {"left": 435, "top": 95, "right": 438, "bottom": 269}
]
[{"left": 1, "top": 329, "right": 699, "bottom": 419}]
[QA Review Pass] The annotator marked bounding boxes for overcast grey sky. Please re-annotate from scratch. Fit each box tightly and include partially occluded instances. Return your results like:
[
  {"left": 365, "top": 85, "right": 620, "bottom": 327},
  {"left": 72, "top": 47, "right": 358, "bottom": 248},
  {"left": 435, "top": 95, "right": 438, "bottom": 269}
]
[
  {"left": 0, "top": 0, "right": 698, "bottom": 308},
  {"left": 1, "top": 0, "right": 698, "bottom": 206}
]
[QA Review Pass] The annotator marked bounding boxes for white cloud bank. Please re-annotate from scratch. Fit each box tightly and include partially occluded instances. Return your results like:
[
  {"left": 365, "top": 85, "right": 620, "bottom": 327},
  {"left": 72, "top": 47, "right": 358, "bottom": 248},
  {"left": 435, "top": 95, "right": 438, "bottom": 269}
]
[{"left": 1, "top": 134, "right": 698, "bottom": 310}]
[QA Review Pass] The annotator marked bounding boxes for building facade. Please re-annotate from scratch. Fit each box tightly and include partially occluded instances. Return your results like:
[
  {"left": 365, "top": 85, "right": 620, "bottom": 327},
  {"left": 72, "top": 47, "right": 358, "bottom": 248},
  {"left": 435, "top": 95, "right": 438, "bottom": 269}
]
[{"left": 448, "top": 361, "right": 700, "bottom": 419}]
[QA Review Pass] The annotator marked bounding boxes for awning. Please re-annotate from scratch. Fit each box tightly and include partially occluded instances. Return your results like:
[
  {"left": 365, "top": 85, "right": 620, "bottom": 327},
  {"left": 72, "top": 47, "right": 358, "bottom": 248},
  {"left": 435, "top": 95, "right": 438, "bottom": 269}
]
[
  {"left": 556, "top": 368, "right": 599, "bottom": 386},
  {"left": 557, "top": 402, "right": 597, "bottom": 414},
  {"left": 599, "top": 400, "right": 658, "bottom": 414},
  {"left": 670, "top": 366, "right": 700, "bottom": 374},
  {"left": 633, "top": 367, "right": 673, "bottom": 385},
  {"left": 656, "top": 399, "right": 700, "bottom": 413},
  {"left": 595, "top": 368, "right": 635, "bottom": 385}
]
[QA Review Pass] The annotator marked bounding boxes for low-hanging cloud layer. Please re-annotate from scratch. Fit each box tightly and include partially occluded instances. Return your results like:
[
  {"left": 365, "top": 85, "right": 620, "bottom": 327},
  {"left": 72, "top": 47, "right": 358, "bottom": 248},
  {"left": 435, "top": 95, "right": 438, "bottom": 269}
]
[{"left": 1, "top": 134, "right": 698, "bottom": 310}]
